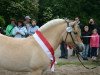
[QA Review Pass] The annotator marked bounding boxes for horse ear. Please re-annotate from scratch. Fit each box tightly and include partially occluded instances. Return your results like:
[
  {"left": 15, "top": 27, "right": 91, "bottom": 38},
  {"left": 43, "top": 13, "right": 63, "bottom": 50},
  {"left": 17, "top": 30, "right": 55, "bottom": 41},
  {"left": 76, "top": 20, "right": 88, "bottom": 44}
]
[
  {"left": 69, "top": 21, "right": 77, "bottom": 26},
  {"left": 64, "top": 18, "right": 70, "bottom": 23}
]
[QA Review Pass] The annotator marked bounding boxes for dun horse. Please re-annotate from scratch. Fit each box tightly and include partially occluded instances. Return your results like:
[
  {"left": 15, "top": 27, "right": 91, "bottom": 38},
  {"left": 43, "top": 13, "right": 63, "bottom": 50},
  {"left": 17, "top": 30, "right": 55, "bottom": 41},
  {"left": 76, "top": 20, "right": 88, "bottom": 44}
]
[{"left": 0, "top": 19, "right": 84, "bottom": 75}]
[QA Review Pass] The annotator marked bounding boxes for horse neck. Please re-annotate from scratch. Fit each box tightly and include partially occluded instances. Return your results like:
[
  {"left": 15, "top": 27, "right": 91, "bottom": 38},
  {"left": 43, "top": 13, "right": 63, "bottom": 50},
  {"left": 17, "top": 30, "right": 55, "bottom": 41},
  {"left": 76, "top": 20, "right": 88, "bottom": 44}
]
[{"left": 39, "top": 23, "right": 66, "bottom": 50}]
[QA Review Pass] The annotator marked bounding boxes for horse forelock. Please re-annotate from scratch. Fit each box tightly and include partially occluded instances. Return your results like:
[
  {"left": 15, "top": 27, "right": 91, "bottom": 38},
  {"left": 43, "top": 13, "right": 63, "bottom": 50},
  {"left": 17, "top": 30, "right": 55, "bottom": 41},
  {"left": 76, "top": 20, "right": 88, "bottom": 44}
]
[{"left": 39, "top": 19, "right": 66, "bottom": 31}]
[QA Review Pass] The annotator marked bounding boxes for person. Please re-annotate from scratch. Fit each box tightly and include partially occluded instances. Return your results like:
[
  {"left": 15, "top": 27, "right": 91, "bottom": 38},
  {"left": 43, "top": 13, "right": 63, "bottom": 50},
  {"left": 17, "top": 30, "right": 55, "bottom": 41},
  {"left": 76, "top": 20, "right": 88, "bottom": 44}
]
[
  {"left": 90, "top": 29, "right": 99, "bottom": 60},
  {"left": 75, "top": 17, "right": 84, "bottom": 32},
  {"left": 24, "top": 16, "right": 31, "bottom": 37},
  {"left": 59, "top": 41, "right": 68, "bottom": 59},
  {"left": 0, "top": 27, "right": 4, "bottom": 34},
  {"left": 6, "top": 19, "right": 16, "bottom": 37},
  {"left": 88, "top": 18, "right": 100, "bottom": 34},
  {"left": 12, "top": 20, "right": 27, "bottom": 38},
  {"left": 28, "top": 19, "right": 39, "bottom": 35},
  {"left": 82, "top": 26, "right": 91, "bottom": 60}
]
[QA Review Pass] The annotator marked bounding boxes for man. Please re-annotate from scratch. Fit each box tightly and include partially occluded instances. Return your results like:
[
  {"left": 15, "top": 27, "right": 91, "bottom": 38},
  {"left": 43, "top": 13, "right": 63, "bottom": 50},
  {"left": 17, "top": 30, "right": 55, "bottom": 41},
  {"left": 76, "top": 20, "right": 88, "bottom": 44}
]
[
  {"left": 24, "top": 16, "right": 31, "bottom": 37},
  {"left": 6, "top": 19, "right": 16, "bottom": 37},
  {"left": 75, "top": 17, "right": 84, "bottom": 32}
]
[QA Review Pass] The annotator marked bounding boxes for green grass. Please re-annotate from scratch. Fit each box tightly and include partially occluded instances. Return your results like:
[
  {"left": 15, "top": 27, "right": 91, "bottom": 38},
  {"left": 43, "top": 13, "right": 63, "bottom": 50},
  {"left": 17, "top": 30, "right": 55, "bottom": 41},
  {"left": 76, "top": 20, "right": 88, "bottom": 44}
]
[{"left": 57, "top": 61, "right": 100, "bottom": 67}]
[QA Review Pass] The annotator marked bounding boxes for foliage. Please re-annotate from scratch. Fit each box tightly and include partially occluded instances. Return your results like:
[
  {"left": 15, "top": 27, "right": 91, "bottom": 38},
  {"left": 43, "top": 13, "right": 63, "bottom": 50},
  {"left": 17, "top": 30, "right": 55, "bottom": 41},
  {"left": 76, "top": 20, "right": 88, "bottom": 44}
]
[
  {"left": 0, "top": 16, "right": 5, "bottom": 27},
  {"left": 0, "top": 0, "right": 39, "bottom": 24},
  {"left": 38, "top": 0, "right": 100, "bottom": 25}
]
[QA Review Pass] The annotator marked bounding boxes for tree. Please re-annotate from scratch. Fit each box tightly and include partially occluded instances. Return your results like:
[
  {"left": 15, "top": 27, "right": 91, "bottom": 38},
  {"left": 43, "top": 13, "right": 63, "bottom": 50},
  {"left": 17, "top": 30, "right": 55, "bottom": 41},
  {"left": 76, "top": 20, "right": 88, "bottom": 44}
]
[
  {"left": 0, "top": 0, "right": 39, "bottom": 25},
  {"left": 38, "top": 0, "right": 100, "bottom": 25}
]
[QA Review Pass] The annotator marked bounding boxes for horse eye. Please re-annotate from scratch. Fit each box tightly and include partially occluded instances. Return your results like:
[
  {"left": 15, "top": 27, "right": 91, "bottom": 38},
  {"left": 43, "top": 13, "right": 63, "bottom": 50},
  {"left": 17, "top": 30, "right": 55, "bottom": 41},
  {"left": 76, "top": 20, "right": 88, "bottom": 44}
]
[{"left": 74, "top": 32, "right": 78, "bottom": 34}]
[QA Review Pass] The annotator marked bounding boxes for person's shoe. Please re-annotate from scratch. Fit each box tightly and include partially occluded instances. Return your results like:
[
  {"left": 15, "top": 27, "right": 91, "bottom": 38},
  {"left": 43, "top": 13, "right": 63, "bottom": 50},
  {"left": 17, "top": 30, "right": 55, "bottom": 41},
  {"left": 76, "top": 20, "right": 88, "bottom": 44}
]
[
  {"left": 59, "top": 56, "right": 68, "bottom": 59},
  {"left": 64, "top": 56, "right": 68, "bottom": 59},
  {"left": 59, "top": 56, "right": 64, "bottom": 58}
]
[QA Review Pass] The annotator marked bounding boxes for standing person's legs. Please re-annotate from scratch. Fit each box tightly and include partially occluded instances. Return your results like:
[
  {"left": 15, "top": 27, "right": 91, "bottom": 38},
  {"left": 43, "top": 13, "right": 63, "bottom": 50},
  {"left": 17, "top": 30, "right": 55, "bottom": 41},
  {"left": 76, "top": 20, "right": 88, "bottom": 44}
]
[
  {"left": 88, "top": 46, "right": 91, "bottom": 57},
  {"left": 91, "top": 47, "right": 97, "bottom": 60},
  {"left": 91, "top": 47, "right": 94, "bottom": 58},
  {"left": 82, "top": 44, "right": 89, "bottom": 60},
  {"left": 59, "top": 43, "right": 68, "bottom": 59},
  {"left": 86, "top": 44, "right": 89, "bottom": 58},
  {"left": 72, "top": 50, "right": 76, "bottom": 56},
  {"left": 60, "top": 45, "right": 65, "bottom": 58},
  {"left": 93, "top": 47, "right": 97, "bottom": 57},
  {"left": 82, "top": 44, "right": 87, "bottom": 59},
  {"left": 64, "top": 47, "right": 68, "bottom": 58}
]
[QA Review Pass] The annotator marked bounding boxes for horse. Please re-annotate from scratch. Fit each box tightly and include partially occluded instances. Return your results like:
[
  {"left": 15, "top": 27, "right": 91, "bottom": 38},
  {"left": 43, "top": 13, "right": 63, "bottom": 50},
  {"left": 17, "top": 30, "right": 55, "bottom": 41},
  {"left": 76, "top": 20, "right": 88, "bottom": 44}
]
[{"left": 0, "top": 19, "right": 84, "bottom": 75}]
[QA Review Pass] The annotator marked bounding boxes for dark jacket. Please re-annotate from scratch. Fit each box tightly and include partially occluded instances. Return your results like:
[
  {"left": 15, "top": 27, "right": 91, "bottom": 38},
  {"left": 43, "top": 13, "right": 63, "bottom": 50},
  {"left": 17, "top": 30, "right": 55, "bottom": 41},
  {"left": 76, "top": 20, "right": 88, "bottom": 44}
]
[
  {"left": 82, "top": 31, "right": 91, "bottom": 44},
  {"left": 88, "top": 23, "right": 100, "bottom": 34}
]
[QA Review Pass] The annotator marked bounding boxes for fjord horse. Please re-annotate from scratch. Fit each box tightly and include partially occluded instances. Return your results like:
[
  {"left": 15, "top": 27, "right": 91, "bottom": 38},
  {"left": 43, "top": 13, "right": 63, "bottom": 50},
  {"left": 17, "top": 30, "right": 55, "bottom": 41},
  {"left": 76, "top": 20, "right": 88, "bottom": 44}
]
[{"left": 0, "top": 19, "right": 84, "bottom": 75}]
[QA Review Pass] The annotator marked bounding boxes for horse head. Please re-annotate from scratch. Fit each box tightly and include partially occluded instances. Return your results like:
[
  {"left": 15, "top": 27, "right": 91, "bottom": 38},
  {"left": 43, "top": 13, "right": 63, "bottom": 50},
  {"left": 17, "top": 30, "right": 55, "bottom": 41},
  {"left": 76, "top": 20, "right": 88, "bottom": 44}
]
[{"left": 62, "top": 19, "right": 84, "bottom": 52}]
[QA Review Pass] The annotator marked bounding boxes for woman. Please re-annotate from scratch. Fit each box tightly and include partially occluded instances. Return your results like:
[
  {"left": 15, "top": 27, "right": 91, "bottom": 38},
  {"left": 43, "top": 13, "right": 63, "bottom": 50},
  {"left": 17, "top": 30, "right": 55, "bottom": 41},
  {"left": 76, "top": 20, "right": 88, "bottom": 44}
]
[
  {"left": 6, "top": 18, "right": 16, "bottom": 37},
  {"left": 12, "top": 20, "right": 27, "bottom": 38}
]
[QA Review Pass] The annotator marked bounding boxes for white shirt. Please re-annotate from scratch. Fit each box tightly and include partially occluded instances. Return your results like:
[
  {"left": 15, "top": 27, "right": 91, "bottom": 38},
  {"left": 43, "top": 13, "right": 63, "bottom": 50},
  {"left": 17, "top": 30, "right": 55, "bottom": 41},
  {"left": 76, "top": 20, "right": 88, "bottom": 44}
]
[{"left": 12, "top": 26, "right": 27, "bottom": 38}]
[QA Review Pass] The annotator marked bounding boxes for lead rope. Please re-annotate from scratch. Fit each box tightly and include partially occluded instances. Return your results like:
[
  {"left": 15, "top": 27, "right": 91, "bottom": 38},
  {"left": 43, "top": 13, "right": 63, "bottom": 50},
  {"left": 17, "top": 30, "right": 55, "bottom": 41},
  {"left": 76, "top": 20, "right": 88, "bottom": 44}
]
[{"left": 69, "top": 32, "right": 97, "bottom": 69}]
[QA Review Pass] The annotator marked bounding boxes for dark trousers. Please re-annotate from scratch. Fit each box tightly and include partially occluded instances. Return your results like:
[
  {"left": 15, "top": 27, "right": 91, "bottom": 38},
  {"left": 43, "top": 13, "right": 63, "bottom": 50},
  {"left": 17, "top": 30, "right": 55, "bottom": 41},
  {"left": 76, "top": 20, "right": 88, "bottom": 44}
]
[
  {"left": 88, "top": 46, "right": 91, "bottom": 57},
  {"left": 60, "top": 43, "right": 68, "bottom": 58},
  {"left": 91, "top": 47, "right": 97, "bottom": 57}
]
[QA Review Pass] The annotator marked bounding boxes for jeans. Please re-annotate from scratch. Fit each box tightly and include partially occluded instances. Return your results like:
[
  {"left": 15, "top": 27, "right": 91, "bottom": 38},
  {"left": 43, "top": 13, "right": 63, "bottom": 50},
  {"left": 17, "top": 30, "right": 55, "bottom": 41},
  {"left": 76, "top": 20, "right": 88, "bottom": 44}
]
[{"left": 82, "top": 44, "right": 89, "bottom": 58}]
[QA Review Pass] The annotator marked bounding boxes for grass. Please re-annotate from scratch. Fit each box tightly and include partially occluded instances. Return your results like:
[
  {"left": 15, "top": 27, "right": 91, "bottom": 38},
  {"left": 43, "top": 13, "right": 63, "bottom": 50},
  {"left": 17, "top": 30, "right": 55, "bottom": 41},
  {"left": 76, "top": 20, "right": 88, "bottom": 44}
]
[{"left": 57, "top": 61, "right": 100, "bottom": 67}]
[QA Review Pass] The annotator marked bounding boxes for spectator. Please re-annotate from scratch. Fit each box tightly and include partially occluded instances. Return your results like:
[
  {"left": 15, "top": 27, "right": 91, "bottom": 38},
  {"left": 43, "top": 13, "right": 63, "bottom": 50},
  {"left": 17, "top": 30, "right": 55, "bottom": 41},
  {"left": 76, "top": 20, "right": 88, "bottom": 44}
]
[
  {"left": 24, "top": 16, "right": 31, "bottom": 37},
  {"left": 0, "top": 27, "right": 4, "bottom": 34},
  {"left": 82, "top": 26, "right": 91, "bottom": 60},
  {"left": 88, "top": 18, "right": 100, "bottom": 34},
  {"left": 28, "top": 19, "right": 39, "bottom": 35},
  {"left": 6, "top": 19, "right": 16, "bottom": 37},
  {"left": 12, "top": 20, "right": 27, "bottom": 38},
  {"left": 90, "top": 29, "right": 99, "bottom": 60},
  {"left": 72, "top": 17, "right": 83, "bottom": 56},
  {"left": 59, "top": 41, "right": 68, "bottom": 59},
  {"left": 75, "top": 17, "right": 84, "bottom": 32}
]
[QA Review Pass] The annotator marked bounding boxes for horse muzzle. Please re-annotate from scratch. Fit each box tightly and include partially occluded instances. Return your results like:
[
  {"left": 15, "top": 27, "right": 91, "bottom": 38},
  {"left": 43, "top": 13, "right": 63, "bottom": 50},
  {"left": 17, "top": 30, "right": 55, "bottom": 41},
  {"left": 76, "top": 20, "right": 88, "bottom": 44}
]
[{"left": 75, "top": 43, "right": 85, "bottom": 52}]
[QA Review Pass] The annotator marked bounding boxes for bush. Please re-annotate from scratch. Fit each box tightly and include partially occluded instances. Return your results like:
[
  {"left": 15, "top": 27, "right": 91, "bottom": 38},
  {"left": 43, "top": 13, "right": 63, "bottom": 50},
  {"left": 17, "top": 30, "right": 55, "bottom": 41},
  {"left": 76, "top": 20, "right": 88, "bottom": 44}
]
[{"left": 0, "top": 16, "right": 5, "bottom": 28}]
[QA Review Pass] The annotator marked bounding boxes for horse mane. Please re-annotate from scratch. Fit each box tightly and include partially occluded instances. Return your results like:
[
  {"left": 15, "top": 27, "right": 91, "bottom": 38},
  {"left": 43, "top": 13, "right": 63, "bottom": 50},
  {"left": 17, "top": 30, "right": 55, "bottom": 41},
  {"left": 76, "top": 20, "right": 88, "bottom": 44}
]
[{"left": 39, "top": 19, "right": 66, "bottom": 31}]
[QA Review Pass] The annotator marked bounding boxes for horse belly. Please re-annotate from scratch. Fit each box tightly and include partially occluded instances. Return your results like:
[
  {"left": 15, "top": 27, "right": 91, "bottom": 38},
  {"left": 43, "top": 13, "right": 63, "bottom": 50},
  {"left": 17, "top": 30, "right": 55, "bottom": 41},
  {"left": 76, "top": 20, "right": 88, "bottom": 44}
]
[{"left": 0, "top": 47, "right": 33, "bottom": 72}]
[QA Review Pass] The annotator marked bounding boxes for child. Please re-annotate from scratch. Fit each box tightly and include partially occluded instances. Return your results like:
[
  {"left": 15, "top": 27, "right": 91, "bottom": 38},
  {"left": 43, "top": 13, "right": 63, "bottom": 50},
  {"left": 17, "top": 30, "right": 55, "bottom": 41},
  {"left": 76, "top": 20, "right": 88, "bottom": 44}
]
[
  {"left": 90, "top": 29, "right": 99, "bottom": 60},
  {"left": 82, "top": 26, "right": 90, "bottom": 60}
]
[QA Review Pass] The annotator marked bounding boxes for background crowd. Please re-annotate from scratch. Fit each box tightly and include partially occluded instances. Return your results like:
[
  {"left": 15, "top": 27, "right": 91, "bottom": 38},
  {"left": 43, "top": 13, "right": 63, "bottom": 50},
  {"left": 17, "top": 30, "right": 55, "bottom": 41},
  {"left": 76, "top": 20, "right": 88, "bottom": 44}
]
[
  {"left": 5, "top": 16, "right": 39, "bottom": 38},
  {"left": 59, "top": 17, "right": 100, "bottom": 61}
]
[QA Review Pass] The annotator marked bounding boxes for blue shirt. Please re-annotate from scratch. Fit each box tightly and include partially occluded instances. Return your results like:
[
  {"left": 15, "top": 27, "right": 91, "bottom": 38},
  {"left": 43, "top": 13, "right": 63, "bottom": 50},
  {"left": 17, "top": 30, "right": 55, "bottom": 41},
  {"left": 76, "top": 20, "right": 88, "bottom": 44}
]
[{"left": 28, "top": 25, "right": 39, "bottom": 35}]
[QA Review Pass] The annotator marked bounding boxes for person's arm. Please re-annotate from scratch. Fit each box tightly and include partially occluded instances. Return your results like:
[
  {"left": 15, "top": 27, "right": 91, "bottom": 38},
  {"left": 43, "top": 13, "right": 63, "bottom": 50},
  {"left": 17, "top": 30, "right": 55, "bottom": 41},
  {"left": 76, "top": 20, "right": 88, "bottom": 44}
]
[
  {"left": 12, "top": 27, "right": 17, "bottom": 36},
  {"left": 6, "top": 25, "right": 10, "bottom": 36},
  {"left": 19, "top": 27, "right": 27, "bottom": 36},
  {"left": 96, "top": 35, "right": 99, "bottom": 47}
]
